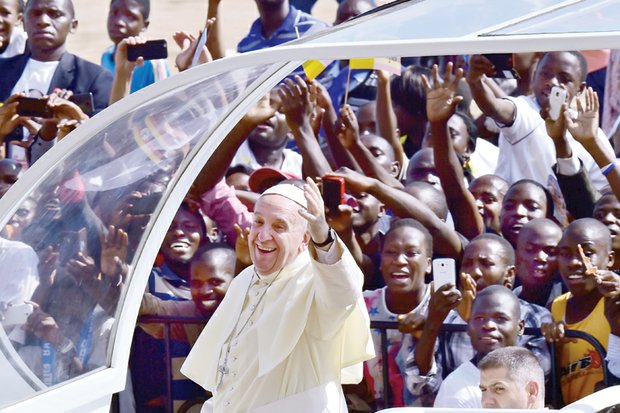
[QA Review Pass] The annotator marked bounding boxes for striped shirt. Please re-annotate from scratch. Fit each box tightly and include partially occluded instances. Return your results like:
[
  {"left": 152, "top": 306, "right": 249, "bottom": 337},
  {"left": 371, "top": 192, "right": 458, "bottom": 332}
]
[
  {"left": 237, "top": 6, "right": 331, "bottom": 80},
  {"left": 237, "top": 6, "right": 329, "bottom": 53}
]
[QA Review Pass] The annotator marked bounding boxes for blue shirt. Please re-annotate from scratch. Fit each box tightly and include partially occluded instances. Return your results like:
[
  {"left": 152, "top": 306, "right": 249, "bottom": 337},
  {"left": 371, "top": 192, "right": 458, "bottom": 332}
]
[
  {"left": 101, "top": 46, "right": 170, "bottom": 94},
  {"left": 237, "top": 6, "right": 331, "bottom": 80},
  {"left": 237, "top": 6, "right": 329, "bottom": 53},
  {"left": 147, "top": 263, "right": 191, "bottom": 301}
]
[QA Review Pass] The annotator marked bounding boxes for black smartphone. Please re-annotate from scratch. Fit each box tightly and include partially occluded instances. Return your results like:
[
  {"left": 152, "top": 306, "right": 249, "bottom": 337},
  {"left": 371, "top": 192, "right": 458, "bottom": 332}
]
[
  {"left": 70, "top": 93, "right": 94, "bottom": 116},
  {"left": 483, "top": 53, "right": 520, "bottom": 79},
  {"left": 321, "top": 176, "right": 344, "bottom": 213},
  {"left": 16, "top": 97, "right": 52, "bottom": 118},
  {"left": 130, "top": 192, "right": 163, "bottom": 215},
  {"left": 127, "top": 39, "right": 168, "bottom": 62}
]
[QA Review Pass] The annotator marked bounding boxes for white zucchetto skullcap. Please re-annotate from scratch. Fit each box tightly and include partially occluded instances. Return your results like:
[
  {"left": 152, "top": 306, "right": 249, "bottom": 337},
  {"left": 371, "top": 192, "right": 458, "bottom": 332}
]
[{"left": 260, "top": 183, "right": 307, "bottom": 209}]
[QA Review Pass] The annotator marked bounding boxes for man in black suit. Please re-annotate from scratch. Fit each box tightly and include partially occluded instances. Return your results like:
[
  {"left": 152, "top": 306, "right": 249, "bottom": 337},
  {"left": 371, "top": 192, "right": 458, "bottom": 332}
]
[
  {"left": 1, "top": 0, "right": 112, "bottom": 110},
  {"left": 0, "top": 0, "right": 112, "bottom": 162}
]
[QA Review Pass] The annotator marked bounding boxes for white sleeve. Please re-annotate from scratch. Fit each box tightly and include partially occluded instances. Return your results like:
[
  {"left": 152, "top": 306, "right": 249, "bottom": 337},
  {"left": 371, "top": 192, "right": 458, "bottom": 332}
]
[
  {"left": 498, "top": 96, "right": 545, "bottom": 146},
  {"left": 606, "top": 333, "right": 620, "bottom": 377},
  {"left": 556, "top": 154, "right": 581, "bottom": 176}
]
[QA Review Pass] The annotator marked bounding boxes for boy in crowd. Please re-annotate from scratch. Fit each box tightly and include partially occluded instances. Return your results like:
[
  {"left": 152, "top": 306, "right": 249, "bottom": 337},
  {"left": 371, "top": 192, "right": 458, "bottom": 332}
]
[
  {"left": 479, "top": 346, "right": 546, "bottom": 409},
  {"left": 0, "top": 0, "right": 111, "bottom": 165},
  {"left": 102, "top": 0, "right": 169, "bottom": 104},
  {"left": 500, "top": 179, "right": 554, "bottom": 248},
  {"left": 428, "top": 285, "right": 524, "bottom": 408},
  {"left": 467, "top": 52, "right": 613, "bottom": 191},
  {"left": 363, "top": 218, "right": 433, "bottom": 408},
  {"left": 146, "top": 201, "right": 207, "bottom": 302},
  {"left": 0, "top": 0, "right": 112, "bottom": 111},
  {"left": 0, "top": 0, "right": 26, "bottom": 58},
  {"left": 409, "top": 234, "right": 552, "bottom": 381},
  {"left": 135, "top": 244, "right": 236, "bottom": 412},
  {"left": 593, "top": 193, "right": 620, "bottom": 271},
  {"left": 514, "top": 218, "right": 564, "bottom": 307},
  {"left": 469, "top": 174, "right": 509, "bottom": 235},
  {"left": 237, "top": 0, "right": 330, "bottom": 80},
  {"left": 542, "top": 218, "right": 620, "bottom": 404}
]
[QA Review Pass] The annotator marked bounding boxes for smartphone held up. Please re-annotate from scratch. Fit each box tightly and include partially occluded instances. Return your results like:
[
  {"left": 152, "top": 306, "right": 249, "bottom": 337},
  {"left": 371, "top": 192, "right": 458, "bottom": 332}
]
[
  {"left": 549, "top": 86, "right": 568, "bottom": 121},
  {"left": 432, "top": 258, "right": 456, "bottom": 289},
  {"left": 16, "top": 97, "right": 52, "bottom": 118},
  {"left": 321, "top": 176, "right": 345, "bottom": 213},
  {"left": 127, "top": 39, "right": 168, "bottom": 62}
]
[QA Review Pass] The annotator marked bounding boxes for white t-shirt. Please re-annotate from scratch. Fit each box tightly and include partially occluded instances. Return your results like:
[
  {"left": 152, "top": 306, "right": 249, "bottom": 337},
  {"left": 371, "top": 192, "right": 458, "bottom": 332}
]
[
  {"left": 0, "top": 28, "right": 27, "bottom": 59},
  {"left": 10, "top": 58, "right": 59, "bottom": 97},
  {"left": 469, "top": 138, "right": 499, "bottom": 178},
  {"left": 433, "top": 360, "right": 482, "bottom": 408},
  {"left": 0, "top": 237, "right": 39, "bottom": 305},
  {"left": 495, "top": 95, "right": 613, "bottom": 192},
  {"left": 232, "top": 140, "right": 303, "bottom": 177},
  {"left": 9, "top": 58, "right": 59, "bottom": 165}
]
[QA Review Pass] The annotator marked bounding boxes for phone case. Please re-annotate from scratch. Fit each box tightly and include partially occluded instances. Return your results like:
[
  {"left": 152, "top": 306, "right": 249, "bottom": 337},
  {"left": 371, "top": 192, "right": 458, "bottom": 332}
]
[
  {"left": 549, "top": 86, "right": 567, "bottom": 121},
  {"left": 322, "top": 176, "right": 345, "bottom": 212},
  {"left": 432, "top": 258, "right": 456, "bottom": 289}
]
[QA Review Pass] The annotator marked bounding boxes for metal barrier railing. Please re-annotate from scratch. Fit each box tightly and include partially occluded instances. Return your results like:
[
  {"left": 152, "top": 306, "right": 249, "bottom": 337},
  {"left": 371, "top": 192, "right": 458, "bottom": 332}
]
[
  {"left": 370, "top": 321, "right": 613, "bottom": 409},
  {"left": 137, "top": 315, "right": 210, "bottom": 413},
  {"left": 134, "top": 316, "right": 614, "bottom": 412}
]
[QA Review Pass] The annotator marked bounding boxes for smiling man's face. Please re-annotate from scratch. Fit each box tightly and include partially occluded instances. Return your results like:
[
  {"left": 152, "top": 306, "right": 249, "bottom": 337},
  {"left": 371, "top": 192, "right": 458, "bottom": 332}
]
[
  {"left": 249, "top": 194, "right": 309, "bottom": 276},
  {"left": 161, "top": 208, "right": 202, "bottom": 265}
]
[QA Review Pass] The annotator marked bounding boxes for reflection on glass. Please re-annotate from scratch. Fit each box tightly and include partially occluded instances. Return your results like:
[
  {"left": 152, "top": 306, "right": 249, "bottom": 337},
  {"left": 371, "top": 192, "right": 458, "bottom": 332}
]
[
  {"left": 488, "top": 0, "right": 620, "bottom": 36},
  {"left": 304, "top": 0, "right": 561, "bottom": 43},
  {"left": 0, "top": 63, "right": 270, "bottom": 407}
]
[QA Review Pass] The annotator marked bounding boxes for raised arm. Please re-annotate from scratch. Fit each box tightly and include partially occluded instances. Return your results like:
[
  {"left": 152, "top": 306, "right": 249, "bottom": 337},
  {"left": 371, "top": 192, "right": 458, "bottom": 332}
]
[
  {"left": 278, "top": 76, "right": 332, "bottom": 178},
  {"left": 334, "top": 167, "right": 463, "bottom": 258},
  {"left": 206, "top": 0, "right": 224, "bottom": 60},
  {"left": 566, "top": 88, "right": 620, "bottom": 201},
  {"left": 375, "top": 70, "right": 406, "bottom": 167},
  {"left": 414, "top": 284, "right": 462, "bottom": 375},
  {"left": 337, "top": 104, "right": 403, "bottom": 189},
  {"left": 311, "top": 78, "right": 360, "bottom": 171},
  {"left": 109, "top": 36, "right": 146, "bottom": 105},
  {"left": 466, "top": 55, "right": 516, "bottom": 126},
  {"left": 424, "top": 63, "right": 484, "bottom": 239},
  {"left": 192, "top": 95, "right": 276, "bottom": 194}
]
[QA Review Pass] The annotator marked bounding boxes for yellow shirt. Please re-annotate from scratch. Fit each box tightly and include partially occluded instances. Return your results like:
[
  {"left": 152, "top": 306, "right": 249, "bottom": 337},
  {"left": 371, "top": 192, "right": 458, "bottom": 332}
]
[{"left": 551, "top": 293, "right": 610, "bottom": 404}]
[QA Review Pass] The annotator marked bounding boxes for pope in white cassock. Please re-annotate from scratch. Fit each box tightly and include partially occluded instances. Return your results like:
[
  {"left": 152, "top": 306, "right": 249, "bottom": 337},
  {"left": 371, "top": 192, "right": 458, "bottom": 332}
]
[{"left": 181, "top": 178, "right": 374, "bottom": 413}]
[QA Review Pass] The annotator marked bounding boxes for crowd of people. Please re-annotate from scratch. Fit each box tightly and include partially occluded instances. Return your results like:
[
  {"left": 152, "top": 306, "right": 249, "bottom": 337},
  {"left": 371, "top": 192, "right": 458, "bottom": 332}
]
[{"left": 1, "top": 0, "right": 620, "bottom": 412}]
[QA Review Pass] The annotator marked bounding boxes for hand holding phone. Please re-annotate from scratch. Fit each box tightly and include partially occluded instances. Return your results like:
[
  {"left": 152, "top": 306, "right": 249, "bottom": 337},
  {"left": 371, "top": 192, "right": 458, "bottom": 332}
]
[
  {"left": 482, "top": 54, "right": 519, "bottom": 79},
  {"left": 549, "top": 86, "right": 568, "bottom": 121},
  {"left": 433, "top": 258, "right": 456, "bottom": 289},
  {"left": 16, "top": 97, "right": 52, "bottom": 118},
  {"left": 127, "top": 39, "right": 168, "bottom": 61},
  {"left": 69, "top": 93, "right": 94, "bottom": 117}
]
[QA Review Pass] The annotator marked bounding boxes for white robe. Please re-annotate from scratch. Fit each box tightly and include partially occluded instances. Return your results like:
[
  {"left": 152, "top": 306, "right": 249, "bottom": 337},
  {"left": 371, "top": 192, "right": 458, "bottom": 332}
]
[{"left": 181, "top": 238, "right": 374, "bottom": 413}]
